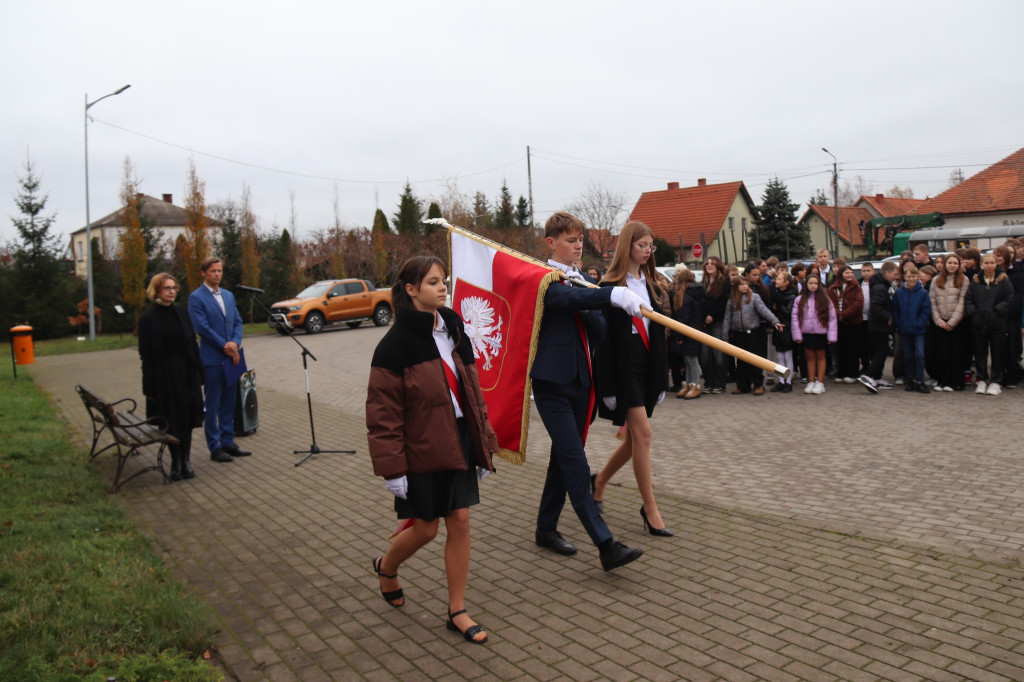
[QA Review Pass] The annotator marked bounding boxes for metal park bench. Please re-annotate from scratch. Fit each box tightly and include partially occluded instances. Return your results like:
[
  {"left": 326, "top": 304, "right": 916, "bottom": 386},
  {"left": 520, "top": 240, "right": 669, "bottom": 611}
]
[{"left": 75, "top": 385, "right": 175, "bottom": 493}]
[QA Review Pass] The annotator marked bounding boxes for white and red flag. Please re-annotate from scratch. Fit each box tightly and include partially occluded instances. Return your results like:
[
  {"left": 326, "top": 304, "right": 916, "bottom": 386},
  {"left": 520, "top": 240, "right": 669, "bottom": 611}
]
[{"left": 449, "top": 228, "right": 560, "bottom": 464}]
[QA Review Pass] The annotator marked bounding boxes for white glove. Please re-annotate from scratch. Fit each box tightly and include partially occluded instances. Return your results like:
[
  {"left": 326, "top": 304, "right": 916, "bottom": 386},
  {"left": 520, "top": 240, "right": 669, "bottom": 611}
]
[
  {"left": 611, "top": 287, "right": 651, "bottom": 318},
  {"left": 385, "top": 476, "right": 408, "bottom": 499},
  {"left": 603, "top": 396, "right": 617, "bottom": 411},
  {"left": 656, "top": 391, "right": 665, "bottom": 405},
  {"left": 477, "top": 468, "right": 491, "bottom": 481}
]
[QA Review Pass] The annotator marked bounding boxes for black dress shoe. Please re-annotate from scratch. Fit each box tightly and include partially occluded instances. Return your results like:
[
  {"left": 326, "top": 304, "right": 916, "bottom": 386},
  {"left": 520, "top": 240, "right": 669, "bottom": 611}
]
[
  {"left": 535, "top": 529, "right": 577, "bottom": 556},
  {"left": 599, "top": 539, "right": 643, "bottom": 572},
  {"left": 210, "top": 449, "right": 234, "bottom": 463},
  {"left": 222, "top": 444, "right": 251, "bottom": 457},
  {"left": 169, "top": 458, "right": 183, "bottom": 481},
  {"left": 181, "top": 459, "right": 195, "bottom": 479}
]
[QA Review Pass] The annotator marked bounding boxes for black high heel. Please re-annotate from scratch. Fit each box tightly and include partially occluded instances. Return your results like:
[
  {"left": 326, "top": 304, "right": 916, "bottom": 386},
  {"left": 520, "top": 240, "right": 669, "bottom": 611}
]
[
  {"left": 590, "top": 474, "right": 604, "bottom": 513},
  {"left": 447, "top": 609, "right": 488, "bottom": 644},
  {"left": 640, "top": 506, "right": 674, "bottom": 537},
  {"left": 372, "top": 556, "right": 404, "bottom": 608}
]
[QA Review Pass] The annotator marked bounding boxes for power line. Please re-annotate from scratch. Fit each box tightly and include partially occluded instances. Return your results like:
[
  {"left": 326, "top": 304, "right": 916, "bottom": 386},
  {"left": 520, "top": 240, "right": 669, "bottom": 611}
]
[{"left": 92, "top": 117, "right": 524, "bottom": 186}]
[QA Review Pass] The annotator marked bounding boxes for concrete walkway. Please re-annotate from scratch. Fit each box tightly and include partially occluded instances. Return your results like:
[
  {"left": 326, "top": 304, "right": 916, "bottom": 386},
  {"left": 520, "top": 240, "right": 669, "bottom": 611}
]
[{"left": 32, "top": 326, "right": 1024, "bottom": 681}]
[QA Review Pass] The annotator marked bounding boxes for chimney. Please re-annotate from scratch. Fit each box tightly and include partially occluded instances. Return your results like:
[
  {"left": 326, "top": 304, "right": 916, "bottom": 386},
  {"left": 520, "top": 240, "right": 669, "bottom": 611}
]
[
  {"left": 875, "top": 193, "right": 883, "bottom": 200},
  {"left": 697, "top": 178, "right": 707, "bottom": 187},
  {"left": 667, "top": 182, "right": 679, "bottom": 190},
  {"left": 162, "top": 193, "right": 173, "bottom": 204}
]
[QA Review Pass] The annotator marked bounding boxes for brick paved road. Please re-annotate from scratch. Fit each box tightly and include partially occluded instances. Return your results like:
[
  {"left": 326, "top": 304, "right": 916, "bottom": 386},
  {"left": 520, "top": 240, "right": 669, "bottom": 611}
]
[{"left": 31, "top": 325, "right": 1024, "bottom": 681}]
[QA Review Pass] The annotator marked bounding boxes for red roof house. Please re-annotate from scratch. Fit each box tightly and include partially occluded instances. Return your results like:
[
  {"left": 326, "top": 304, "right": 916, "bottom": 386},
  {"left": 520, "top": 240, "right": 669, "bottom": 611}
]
[
  {"left": 910, "top": 146, "right": 1024, "bottom": 226},
  {"left": 797, "top": 205, "right": 875, "bottom": 259},
  {"left": 628, "top": 179, "right": 757, "bottom": 264}
]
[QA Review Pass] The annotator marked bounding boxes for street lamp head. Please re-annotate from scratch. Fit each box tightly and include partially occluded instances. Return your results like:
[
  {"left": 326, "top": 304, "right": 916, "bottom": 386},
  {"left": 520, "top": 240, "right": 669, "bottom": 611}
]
[
  {"left": 821, "top": 147, "right": 829, "bottom": 154},
  {"left": 114, "top": 84, "right": 131, "bottom": 94}
]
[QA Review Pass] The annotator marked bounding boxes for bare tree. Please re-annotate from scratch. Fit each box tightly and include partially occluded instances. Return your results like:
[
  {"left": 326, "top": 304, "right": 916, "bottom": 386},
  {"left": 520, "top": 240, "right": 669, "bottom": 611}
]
[
  {"left": 949, "top": 168, "right": 966, "bottom": 188},
  {"left": 838, "top": 175, "right": 875, "bottom": 206},
  {"left": 564, "top": 181, "right": 629, "bottom": 234}
]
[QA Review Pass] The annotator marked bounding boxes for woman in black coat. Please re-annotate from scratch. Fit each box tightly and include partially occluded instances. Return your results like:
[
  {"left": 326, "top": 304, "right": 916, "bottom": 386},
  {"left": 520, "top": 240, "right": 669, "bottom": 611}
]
[
  {"left": 138, "top": 272, "right": 205, "bottom": 480},
  {"left": 769, "top": 271, "right": 798, "bottom": 392}
]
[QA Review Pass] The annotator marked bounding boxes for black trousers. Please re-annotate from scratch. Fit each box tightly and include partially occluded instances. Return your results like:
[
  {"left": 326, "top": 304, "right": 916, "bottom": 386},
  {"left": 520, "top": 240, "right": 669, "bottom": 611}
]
[
  {"left": 867, "top": 330, "right": 892, "bottom": 380},
  {"left": 933, "top": 325, "right": 966, "bottom": 389},
  {"left": 837, "top": 323, "right": 865, "bottom": 379},
  {"left": 731, "top": 328, "right": 766, "bottom": 391},
  {"left": 974, "top": 331, "right": 1007, "bottom": 384}
]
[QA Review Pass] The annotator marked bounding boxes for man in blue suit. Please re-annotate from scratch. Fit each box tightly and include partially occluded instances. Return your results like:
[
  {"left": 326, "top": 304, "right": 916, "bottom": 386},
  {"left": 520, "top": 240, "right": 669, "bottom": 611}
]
[
  {"left": 532, "top": 212, "right": 647, "bottom": 572},
  {"left": 188, "top": 257, "right": 251, "bottom": 462}
]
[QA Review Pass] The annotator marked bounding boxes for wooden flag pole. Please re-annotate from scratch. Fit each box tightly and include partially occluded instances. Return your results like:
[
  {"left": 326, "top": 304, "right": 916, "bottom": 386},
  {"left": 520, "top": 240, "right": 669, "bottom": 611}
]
[{"left": 429, "top": 219, "right": 790, "bottom": 379}]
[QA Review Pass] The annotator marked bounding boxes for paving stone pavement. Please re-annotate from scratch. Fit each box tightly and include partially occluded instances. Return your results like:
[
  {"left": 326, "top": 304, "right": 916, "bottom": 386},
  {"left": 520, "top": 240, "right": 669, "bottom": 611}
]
[{"left": 30, "top": 325, "right": 1024, "bottom": 681}]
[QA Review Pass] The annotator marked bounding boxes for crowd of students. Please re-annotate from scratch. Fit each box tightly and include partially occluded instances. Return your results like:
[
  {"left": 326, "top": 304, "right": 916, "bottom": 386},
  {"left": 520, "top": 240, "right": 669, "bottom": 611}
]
[{"left": 655, "top": 242, "right": 1024, "bottom": 397}]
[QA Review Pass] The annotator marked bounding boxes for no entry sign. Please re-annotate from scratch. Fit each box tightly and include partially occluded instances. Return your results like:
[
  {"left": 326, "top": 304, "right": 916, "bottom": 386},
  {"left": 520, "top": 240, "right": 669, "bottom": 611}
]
[{"left": 691, "top": 243, "right": 703, "bottom": 259}]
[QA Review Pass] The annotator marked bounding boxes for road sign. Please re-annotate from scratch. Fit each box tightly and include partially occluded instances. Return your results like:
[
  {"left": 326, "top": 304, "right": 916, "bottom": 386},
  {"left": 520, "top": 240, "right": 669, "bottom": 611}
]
[{"left": 691, "top": 243, "right": 704, "bottom": 259}]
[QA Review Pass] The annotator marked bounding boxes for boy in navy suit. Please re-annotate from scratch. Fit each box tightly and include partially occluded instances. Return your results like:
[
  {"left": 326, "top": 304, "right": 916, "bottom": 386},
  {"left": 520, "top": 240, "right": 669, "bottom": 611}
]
[
  {"left": 188, "top": 257, "right": 252, "bottom": 462},
  {"left": 532, "top": 212, "right": 646, "bottom": 571}
]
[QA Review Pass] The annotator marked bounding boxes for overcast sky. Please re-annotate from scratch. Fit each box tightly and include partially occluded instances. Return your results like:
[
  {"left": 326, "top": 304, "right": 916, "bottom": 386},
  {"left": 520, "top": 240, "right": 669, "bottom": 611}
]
[{"left": 2, "top": 0, "right": 1022, "bottom": 248}]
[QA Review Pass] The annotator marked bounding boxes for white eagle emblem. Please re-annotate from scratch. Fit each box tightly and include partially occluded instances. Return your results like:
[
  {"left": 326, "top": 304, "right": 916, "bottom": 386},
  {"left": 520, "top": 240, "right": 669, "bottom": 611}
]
[{"left": 460, "top": 295, "right": 504, "bottom": 370}]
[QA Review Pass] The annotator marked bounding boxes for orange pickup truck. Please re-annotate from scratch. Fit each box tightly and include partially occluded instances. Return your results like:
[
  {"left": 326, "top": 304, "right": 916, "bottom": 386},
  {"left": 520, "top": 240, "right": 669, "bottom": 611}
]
[{"left": 268, "top": 279, "right": 393, "bottom": 334}]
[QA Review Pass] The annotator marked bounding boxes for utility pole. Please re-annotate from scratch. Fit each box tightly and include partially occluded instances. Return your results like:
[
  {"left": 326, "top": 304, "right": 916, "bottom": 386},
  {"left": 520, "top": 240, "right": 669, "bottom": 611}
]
[
  {"left": 526, "top": 145, "right": 534, "bottom": 228},
  {"left": 823, "top": 148, "right": 839, "bottom": 260}
]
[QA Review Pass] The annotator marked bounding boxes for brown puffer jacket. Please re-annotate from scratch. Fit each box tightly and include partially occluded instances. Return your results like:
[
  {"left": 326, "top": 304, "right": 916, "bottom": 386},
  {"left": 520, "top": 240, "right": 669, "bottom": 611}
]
[{"left": 366, "top": 306, "right": 497, "bottom": 479}]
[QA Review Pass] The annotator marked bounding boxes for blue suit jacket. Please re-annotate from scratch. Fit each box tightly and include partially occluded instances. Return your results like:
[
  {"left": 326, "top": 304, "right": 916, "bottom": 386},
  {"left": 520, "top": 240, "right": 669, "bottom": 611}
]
[
  {"left": 188, "top": 285, "right": 244, "bottom": 366},
  {"left": 529, "top": 279, "right": 611, "bottom": 387}
]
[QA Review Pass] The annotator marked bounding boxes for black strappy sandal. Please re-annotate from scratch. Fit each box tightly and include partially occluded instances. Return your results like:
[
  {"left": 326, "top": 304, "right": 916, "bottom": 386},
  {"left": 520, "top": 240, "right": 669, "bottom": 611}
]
[
  {"left": 372, "top": 556, "right": 404, "bottom": 608},
  {"left": 446, "top": 609, "right": 488, "bottom": 644}
]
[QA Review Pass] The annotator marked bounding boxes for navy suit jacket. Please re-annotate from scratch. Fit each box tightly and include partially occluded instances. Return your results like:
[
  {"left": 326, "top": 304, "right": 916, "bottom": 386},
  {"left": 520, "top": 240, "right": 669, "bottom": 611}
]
[
  {"left": 188, "top": 285, "right": 244, "bottom": 367},
  {"left": 529, "top": 279, "right": 611, "bottom": 387}
]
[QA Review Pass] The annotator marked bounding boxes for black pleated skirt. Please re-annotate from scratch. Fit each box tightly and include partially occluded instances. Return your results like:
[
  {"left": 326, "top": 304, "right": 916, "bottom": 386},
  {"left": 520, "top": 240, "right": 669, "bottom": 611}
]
[{"left": 395, "top": 418, "right": 479, "bottom": 521}]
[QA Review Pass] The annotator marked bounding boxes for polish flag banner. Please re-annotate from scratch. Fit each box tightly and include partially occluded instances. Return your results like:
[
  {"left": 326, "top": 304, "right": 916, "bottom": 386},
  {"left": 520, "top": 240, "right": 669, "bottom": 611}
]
[{"left": 450, "top": 229, "right": 560, "bottom": 464}]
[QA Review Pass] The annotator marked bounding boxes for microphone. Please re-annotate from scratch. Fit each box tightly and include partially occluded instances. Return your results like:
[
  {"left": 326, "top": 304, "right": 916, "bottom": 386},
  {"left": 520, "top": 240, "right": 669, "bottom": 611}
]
[{"left": 235, "top": 285, "right": 265, "bottom": 295}]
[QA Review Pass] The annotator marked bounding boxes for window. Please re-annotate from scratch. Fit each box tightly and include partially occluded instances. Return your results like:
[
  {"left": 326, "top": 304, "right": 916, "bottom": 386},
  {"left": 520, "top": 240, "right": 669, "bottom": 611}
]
[
  {"left": 77, "top": 241, "right": 84, "bottom": 262},
  {"left": 729, "top": 217, "right": 734, "bottom": 230}
]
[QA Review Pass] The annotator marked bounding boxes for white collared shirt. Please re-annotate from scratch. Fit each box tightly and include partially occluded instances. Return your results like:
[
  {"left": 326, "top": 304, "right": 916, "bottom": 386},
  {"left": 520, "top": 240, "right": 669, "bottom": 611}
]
[
  {"left": 625, "top": 271, "right": 651, "bottom": 335},
  {"left": 432, "top": 312, "right": 464, "bottom": 419},
  {"left": 204, "top": 282, "right": 226, "bottom": 316}
]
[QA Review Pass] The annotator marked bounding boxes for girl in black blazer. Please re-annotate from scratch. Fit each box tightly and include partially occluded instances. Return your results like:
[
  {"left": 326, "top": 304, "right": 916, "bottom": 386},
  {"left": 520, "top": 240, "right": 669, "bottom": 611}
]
[{"left": 592, "top": 221, "right": 673, "bottom": 537}]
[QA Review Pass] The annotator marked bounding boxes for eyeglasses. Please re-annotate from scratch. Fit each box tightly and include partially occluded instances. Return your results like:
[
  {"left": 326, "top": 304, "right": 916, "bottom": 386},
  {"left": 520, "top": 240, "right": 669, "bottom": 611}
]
[
  {"left": 634, "top": 242, "right": 657, "bottom": 253},
  {"left": 161, "top": 285, "right": 178, "bottom": 291}
]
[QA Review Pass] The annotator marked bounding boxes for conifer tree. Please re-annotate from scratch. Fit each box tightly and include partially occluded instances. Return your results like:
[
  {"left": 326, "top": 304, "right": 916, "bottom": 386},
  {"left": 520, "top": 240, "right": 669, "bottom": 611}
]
[
  {"left": 494, "top": 180, "right": 514, "bottom": 231},
  {"left": 515, "top": 196, "right": 531, "bottom": 229},
  {"left": 424, "top": 202, "right": 444, "bottom": 235},
  {"left": 393, "top": 182, "right": 423, "bottom": 235},
  {"left": 751, "top": 176, "right": 808, "bottom": 260},
  {"left": 372, "top": 208, "right": 391, "bottom": 234}
]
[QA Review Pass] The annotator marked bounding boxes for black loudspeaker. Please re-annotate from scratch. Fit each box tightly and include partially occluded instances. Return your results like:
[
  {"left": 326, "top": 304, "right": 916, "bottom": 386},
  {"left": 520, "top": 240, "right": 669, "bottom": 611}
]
[{"left": 234, "top": 369, "right": 259, "bottom": 436}]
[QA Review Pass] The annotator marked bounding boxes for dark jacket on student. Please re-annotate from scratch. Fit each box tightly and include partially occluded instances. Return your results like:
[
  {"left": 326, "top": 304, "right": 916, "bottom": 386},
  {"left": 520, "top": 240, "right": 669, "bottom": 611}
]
[
  {"left": 770, "top": 284, "right": 797, "bottom": 351},
  {"left": 670, "top": 283, "right": 704, "bottom": 357},
  {"left": 366, "top": 306, "right": 497, "bottom": 478},
  {"left": 892, "top": 283, "right": 932, "bottom": 336},
  {"left": 965, "top": 270, "right": 1014, "bottom": 335},
  {"left": 867, "top": 273, "right": 895, "bottom": 333}
]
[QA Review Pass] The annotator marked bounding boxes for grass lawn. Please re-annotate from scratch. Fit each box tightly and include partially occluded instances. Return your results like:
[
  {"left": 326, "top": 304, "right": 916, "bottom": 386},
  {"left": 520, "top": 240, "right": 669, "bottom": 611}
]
[
  {"left": 0, "top": 360, "right": 222, "bottom": 681},
  {"left": 30, "top": 322, "right": 272, "bottom": 358}
]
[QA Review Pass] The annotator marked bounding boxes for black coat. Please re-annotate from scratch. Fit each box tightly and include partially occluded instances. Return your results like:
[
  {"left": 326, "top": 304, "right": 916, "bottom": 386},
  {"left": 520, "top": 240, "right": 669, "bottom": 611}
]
[
  {"left": 702, "top": 277, "right": 732, "bottom": 327},
  {"left": 770, "top": 284, "right": 797, "bottom": 351},
  {"left": 965, "top": 271, "right": 1014, "bottom": 335},
  {"left": 867, "top": 273, "right": 894, "bottom": 333},
  {"left": 596, "top": 279, "right": 668, "bottom": 423},
  {"left": 670, "top": 283, "right": 704, "bottom": 357},
  {"left": 138, "top": 303, "right": 205, "bottom": 431}
]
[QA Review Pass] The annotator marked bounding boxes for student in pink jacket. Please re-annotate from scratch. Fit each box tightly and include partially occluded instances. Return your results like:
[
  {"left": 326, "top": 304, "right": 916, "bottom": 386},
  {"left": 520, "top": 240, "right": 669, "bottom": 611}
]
[{"left": 791, "top": 274, "right": 837, "bottom": 394}]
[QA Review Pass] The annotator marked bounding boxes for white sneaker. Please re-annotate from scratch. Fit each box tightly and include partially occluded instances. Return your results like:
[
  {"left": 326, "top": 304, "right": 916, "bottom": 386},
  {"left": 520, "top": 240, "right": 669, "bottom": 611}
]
[
  {"left": 876, "top": 379, "right": 894, "bottom": 390},
  {"left": 812, "top": 381, "right": 825, "bottom": 395},
  {"left": 834, "top": 377, "right": 844, "bottom": 384},
  {"left": 986, "top": 382, "right": 1002, "bottom": 395},
  {"left": 975, "top": 381, "right": 987, "bottom": 394},
  {"left": 843, "top": 377, "right": 857, "bottom": 384},
  {"left": 925, "top": 379, "right": 938, "bottom": 387},
  {"left": 804, "top": 382, "right": 815, "bottom": 394},
  {"left": 895, "top": 378, "right": 905, "bottom": 385},
  {"left": 940, "top": 386, "right": 953, "bottom": 392},
  {"left": 858, "top": 375, "right": 878, "bottom": 394}
]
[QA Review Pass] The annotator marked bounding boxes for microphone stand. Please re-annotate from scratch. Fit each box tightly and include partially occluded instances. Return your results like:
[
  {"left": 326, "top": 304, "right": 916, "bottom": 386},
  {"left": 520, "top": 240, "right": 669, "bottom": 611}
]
[{"left": 239, "top": 289, "right": 355, "bottom": 466}]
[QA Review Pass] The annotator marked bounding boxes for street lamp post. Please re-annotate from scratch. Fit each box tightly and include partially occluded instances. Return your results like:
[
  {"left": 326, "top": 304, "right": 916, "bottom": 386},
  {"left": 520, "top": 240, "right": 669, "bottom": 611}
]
[
  {"left": 822, "top": 147, "right": 839, "bottom": 260},
  {"left": 84, "top": 84, "right": 130, "bottom": 341}
]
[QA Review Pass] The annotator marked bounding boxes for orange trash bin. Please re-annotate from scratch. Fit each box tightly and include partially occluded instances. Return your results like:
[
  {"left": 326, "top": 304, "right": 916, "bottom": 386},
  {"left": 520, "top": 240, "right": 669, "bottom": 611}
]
[{"left": 10, "top": 325, "right": 34, "bottom": 365}]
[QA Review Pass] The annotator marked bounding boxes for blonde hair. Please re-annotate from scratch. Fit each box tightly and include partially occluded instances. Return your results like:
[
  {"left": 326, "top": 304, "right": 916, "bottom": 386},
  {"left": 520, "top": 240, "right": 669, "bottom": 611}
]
[{"left": 146, "top": 272, "right": 177, "bottom": 302}]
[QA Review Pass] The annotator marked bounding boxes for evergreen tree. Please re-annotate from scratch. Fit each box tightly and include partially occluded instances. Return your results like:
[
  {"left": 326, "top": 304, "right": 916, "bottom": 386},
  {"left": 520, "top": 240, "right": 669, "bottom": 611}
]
[
  {"left": 424, "top": 201, "right": 444, "bottom": 235},
  {"left": 808, "top": 188, "right": 830, "bottom": 206},
  {"left": 393, "top": 182, "right": 423, "bottom": 235},
  {"left": 9, "top": 157, "right": 72, "bottom": 339},
  {"left": 494, "top": 180, "right": 515, "bottom": 231},
  {"left": 653, "top": 237, "right": 675, "bottom": 266},
  {"left": 751, "top": 177, "right": 808, "bottom": 260},
  {"left": 372, "top": 208, "right": 391, "bottom": 234},
  {"left": 515, "top": 196, "right": 531, "bottom": 229},
  {"left": 472, "top": 192, "right": 492, "bottom": 229}
]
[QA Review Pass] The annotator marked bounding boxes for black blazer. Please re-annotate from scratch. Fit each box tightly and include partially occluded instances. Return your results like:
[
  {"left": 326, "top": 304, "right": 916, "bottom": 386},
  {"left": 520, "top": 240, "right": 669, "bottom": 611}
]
[
  {"left": 596, "top": 278, "right": 668, "bottom": 420},
  {"left": 138, "top": 303, "right": 205, "bottom": 426},
  {"left": 530, "top": 277, "right": 611, "bottom": 387}
]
